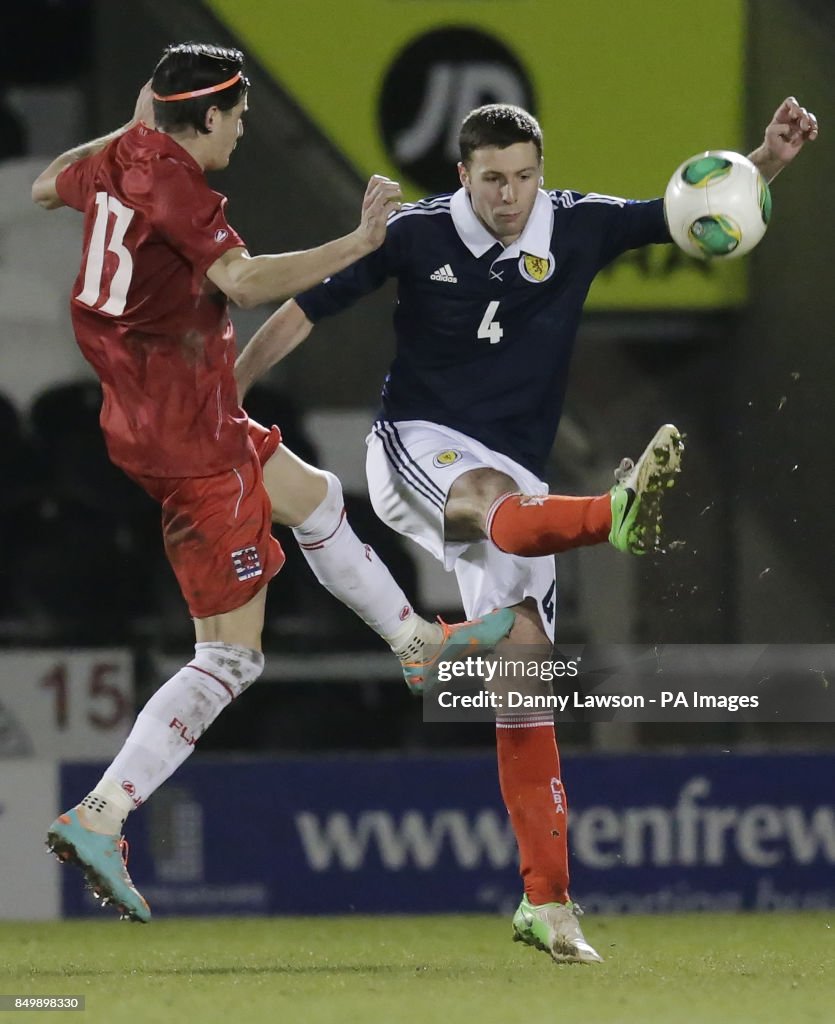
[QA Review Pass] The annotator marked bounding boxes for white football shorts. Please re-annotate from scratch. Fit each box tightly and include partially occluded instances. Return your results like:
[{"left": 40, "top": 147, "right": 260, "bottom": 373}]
[{"left": 366, "top": 419, "right": 557, "bottom": 640}]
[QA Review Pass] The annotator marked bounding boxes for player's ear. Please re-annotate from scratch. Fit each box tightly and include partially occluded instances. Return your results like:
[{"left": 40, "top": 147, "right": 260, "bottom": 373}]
[
  {"left": 457, "top": 161, "right": 470, "bottom": 191},
  {"left": 204, "top": 105, "right": 220, "bottom": 133}
]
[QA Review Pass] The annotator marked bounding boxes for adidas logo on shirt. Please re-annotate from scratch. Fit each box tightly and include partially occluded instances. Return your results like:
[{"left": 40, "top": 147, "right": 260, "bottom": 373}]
[{"left": 430, "top": 264, "right": 458, "bottom": 283}]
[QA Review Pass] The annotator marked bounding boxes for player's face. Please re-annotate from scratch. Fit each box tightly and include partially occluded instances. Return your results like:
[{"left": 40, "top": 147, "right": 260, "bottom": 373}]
[
  {"left": 207, "top": 95, "right": 248, "bottom": 170},
  {"left": 458, "top": 142, "right": 542, "bottom": 245}
]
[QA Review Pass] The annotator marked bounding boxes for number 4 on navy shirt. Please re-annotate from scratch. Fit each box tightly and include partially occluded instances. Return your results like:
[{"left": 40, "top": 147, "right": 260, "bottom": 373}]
[{"left": 296, "top": 186, "right": 670, "bottom": 479}]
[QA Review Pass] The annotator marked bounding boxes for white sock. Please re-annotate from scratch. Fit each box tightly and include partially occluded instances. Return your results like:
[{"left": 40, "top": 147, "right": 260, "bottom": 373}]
[
  {"left": 79, "top": 778, "right": 134, "bottom": 834},
  {"left": 387, "top": 612, "right": 443, "bottom": 662},
  {"left": 293, "top": 471, "right": 434, "bottom": 648},
  {"left": 81, "top": 643, "right": 263, "bottom": 832}
]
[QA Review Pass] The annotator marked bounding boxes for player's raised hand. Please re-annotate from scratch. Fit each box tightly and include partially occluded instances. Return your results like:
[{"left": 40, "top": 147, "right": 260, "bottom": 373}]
[
  {"left": 358, "top": 175, "right": 402, "bottom": 251},
  {"left": 133, "top": 80, "right": 155, "bottom": 128},
  {"left": 763, "top": 96, "right": 818, "bottom": 165}
]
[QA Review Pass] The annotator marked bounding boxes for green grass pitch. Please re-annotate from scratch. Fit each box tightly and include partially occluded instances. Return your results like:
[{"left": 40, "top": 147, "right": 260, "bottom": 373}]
[{"left": 1, "top": 913, "right": 832, "bottom": 1023}]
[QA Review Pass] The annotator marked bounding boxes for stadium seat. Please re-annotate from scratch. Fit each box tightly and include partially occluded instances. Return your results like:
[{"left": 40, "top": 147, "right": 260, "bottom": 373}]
[
  {"left": 242, "top": 380, "right": 319, "bottom": 466},
  {"left": 22, "top": 381, "right": 160, "bottom": 642}
]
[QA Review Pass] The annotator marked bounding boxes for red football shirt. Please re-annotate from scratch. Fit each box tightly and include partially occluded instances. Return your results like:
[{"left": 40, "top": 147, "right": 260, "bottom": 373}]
[{"left": 56, "top": 124, "right": 250, "bottom": 477}]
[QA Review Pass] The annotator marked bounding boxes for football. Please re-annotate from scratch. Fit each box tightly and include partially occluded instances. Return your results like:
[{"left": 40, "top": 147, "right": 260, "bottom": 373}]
[{"left": 663, "top": 150, "right": 772, "bottom": 259}]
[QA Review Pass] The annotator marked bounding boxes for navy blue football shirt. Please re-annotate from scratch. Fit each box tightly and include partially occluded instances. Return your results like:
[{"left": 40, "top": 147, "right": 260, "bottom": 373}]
[{"left": 296, "top": 187, "right": 670, "bottom": 478}]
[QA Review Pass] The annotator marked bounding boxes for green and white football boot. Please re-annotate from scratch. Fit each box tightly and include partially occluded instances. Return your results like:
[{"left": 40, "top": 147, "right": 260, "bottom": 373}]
[
  {"left": 512, "top": 894, "right": 603, "bottom": 964},
  {"left": 609, "top": 423, "right": 684, "bottom": 555}
]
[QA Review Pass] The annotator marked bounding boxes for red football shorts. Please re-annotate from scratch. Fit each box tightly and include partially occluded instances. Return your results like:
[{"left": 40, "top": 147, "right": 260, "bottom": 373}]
[{"left": 131, "top": 421, "right": 285, "bottom": 618}]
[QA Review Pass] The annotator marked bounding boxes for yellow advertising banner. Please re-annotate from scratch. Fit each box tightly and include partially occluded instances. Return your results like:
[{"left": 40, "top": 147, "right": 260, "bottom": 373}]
[{"left": 207, "top": 0, "right": 747, "bottom": 308}]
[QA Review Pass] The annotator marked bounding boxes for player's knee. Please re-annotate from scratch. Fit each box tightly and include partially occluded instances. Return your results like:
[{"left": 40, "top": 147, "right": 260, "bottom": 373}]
[
  {"left": 443, "top": 499, "right": 483, "bottom": 540},
  {"left": 192, "top": 642, "right": 265, "bottom": 699},
  {"left": 292, "top": 470, "right": 344, "bottom": 543},
  {"left": 266, "top": 455, "right": 329, "bottom": 526},
  {"left": 445, "top": 468, "right": 519, "bottom": 541}
]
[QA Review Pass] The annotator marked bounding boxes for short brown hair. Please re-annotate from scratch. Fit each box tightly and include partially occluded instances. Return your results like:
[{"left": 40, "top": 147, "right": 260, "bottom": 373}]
[
  {"left": 152, "top": 42, "right": 248, "bottom": 135},
  {"left": 459, "top": 104, "right": 543, "bottom": 164}
]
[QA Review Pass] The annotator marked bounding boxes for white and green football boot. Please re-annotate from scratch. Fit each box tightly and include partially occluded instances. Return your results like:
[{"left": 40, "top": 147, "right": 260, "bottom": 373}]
[
  {"left": 609, "top": 423, "right": 684, "bottom": 555},
  {"left": 512, "top": 894, "right": 603, "bottom": 964}
]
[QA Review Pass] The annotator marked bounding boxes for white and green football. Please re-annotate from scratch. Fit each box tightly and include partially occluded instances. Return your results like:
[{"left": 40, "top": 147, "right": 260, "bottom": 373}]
[{"left": 663, "top": 150, "right": 772, "bottom": 259}]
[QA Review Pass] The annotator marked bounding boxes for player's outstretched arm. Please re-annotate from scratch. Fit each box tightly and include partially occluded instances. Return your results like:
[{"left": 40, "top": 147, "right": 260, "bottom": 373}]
[
  {"left": 32, "top": 82, "right": 154, "bottom": 210},
  {"left": 747, "top": 96, "right": 818, "bottom": 183},
  {"left": 207, "top": 175, "right": 401, "bottom": 308},
  {"left": 235, "top": 299, "right": 313, "bottom": 401}
]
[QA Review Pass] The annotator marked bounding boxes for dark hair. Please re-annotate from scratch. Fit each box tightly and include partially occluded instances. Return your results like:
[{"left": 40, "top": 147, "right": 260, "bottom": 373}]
[
  {"left": 459, "top": 104, "right": 543, "bottom": 165},
  {"left": 151, "top": 42, "right": 248, "bottom": 134}
]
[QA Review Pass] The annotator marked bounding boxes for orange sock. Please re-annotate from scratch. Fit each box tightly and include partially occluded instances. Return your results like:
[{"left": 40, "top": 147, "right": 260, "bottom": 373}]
[
  {"left": 487, "top": 491, "right": 611, "bottom": 556},
  {"left": 496, "top": 713, "right": 570, "bottom": 905}
]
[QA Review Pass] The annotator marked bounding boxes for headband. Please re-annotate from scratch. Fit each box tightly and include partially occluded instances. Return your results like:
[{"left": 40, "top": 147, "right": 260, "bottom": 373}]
[{"left": 153, "top": 71, "right": 242, "bottom": 102}]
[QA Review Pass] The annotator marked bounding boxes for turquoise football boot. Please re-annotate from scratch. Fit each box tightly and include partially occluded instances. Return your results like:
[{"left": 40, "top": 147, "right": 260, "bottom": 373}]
[
  {"left": 47, "top": 808, "right": 150, "bottom": 923},
  {"left": 401, "top": 607, "right": 515, "bottom": 695}
]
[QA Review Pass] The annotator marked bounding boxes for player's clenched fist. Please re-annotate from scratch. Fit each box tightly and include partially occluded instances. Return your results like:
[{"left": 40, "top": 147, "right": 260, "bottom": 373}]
[
  {"left": 764, "top": 96, "right": 818, "bottom": 163},
  {"left": 358, "top": 174, "right": 402, "bottom": 251}
]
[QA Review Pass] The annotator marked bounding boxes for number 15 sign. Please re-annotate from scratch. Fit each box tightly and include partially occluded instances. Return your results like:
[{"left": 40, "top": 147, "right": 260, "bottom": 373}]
[{"left": 0, "top": 649, "right": 133, "bottom": 761}]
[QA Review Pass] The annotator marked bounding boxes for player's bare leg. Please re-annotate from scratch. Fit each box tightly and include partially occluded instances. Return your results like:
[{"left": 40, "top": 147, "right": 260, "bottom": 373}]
[
  {"left": 445, "top": 424, "right": 684, "bottom": 557},
  {"left": 48, "top": 587, "right": 269, "bottom": 922},
  {"left": 262, "top": 445, "right": 514, "bottom": 693}
]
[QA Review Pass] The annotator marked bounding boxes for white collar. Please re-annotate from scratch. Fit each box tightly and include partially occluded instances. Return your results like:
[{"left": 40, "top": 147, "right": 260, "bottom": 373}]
[{"left": 450, "top": 187, "right": 554, "bottom": 262}]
